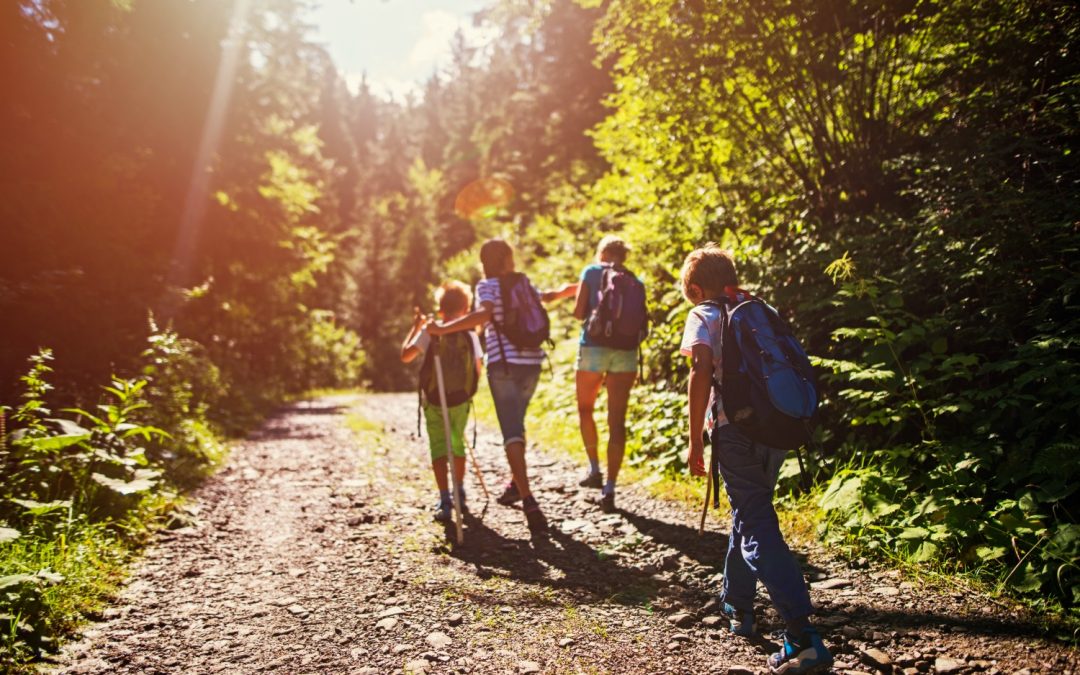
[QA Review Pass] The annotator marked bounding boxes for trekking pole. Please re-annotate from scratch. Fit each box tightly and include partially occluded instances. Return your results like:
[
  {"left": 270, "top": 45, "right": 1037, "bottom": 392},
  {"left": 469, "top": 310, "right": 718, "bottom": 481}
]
[
  {"left": 698, "top": 432, "right": 715, "bottom": 536},
  {"left": 464, "top": 438, "right": 490, "bottom": 518},
  {"left": 433, "top": 350, "right": 464, "bottom": 545}
]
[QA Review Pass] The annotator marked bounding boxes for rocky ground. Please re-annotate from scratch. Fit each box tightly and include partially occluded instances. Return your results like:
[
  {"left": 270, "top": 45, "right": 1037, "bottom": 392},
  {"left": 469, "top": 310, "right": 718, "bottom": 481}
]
[{"left": 46, "top": 393, "right": 1077, "bottom": 674}]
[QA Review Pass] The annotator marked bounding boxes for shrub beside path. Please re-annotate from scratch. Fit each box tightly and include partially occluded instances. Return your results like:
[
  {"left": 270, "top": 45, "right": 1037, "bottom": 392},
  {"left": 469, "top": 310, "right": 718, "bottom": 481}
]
[{"left": 49, "top": 394, "right": 1076, "bottom": 674}]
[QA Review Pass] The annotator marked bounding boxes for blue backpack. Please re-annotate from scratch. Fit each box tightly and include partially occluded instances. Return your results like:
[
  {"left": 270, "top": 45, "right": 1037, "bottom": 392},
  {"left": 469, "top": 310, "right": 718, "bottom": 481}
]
[
  {"left": 706, "top": 290, "right": 818, "bottom": 450},
  {"left": 494, "top": 272, "right": 550, "bottom": 351}
]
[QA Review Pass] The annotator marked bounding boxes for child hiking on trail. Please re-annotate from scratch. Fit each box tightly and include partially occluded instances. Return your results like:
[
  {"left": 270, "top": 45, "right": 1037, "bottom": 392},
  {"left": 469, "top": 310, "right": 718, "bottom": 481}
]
[
  {"left": 680, "top": 244, "right": 832, "bottom": 674},
  {"left": 572, "top": 235, "right": 648, "bottom": 513},
  {"left": 400, "top": 281, "right": 483, "bottom": 523},
  {"left": 427, "top": 238, "right": 577, "bottom": 533}
]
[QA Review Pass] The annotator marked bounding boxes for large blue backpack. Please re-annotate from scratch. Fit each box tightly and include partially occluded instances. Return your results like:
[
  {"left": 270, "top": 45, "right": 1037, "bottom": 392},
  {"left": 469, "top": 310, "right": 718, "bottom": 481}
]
[
  {"left": 706, "top": 290, "right": 818, "bottom": 450},
  {"left": 585, "top": 263, "right": 649, "bottom": 351}
]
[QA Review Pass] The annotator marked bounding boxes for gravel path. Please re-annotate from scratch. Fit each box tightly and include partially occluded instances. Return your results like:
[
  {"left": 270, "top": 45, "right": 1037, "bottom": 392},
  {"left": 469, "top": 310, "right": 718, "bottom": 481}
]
[{"left": 48, "top": 393, "right": 1077, "bottom": 674}]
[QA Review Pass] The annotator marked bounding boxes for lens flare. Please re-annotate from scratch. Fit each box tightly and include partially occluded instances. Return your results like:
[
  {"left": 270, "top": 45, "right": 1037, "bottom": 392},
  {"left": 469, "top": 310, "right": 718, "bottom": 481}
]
[{"left": 453, "top": 177, "right": 514, "bottom": 220}]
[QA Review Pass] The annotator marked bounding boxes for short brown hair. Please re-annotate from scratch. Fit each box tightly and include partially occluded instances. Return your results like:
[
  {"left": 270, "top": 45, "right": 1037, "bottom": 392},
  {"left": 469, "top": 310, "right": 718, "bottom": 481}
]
[
  {"left": 479, "top": 238, "right": 513, "bottom": 278},
  {"left": 436, "top": 281, "right": 473, "bottom": 316},
  {"left": 596, "top": 235, "right": 629, "bottom": 265},
  {"left": 680, "top": 243, "right": 738, "bottom": 300}
]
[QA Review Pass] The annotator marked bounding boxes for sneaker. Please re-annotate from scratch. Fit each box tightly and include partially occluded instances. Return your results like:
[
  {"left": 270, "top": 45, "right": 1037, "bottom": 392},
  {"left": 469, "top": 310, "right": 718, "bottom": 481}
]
[
  {"left": 578, "top": 471, "right": 603, "bottom": 489},
  {"left": 522, "top": 499, "right": 548, "bottom": 533},
  {"left": 721, "top": 602, "right": 756, "bottom": 637},
  {"left": 767, "top": 627, "right": 833, "bottom": 674},
  {"left": 496, "top": 481, "right": 521, "bottom": 506},
  {"left": 433, "top": 498, "right": 453, "bottom": 523},
  {"left": 600, "top": 492, "right": 616, "bottom": 513}
]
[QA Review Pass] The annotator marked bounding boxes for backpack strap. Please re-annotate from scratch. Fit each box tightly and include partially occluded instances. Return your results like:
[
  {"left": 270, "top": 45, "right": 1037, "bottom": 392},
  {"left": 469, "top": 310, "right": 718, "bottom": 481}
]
[{"left": 492, "top": 275, "right": 511, "bottom": 374}]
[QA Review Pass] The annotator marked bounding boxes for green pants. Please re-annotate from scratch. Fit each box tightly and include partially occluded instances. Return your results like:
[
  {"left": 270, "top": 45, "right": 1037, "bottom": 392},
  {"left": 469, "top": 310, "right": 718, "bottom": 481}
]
[{"left": 423, "top": 402, "right": 469, "bottom": 460}]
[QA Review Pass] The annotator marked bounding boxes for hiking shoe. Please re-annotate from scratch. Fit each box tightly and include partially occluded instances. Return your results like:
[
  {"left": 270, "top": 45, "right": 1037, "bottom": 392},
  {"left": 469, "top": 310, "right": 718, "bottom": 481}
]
[
  {"left": 600, "top": 492, "right": 616, "bottom": 513},
  {"left": 578, "top": 471, "right": 603, "bottom": 489},
  {"left": 721, "top": 602, "right": 756, "bottom": 637},
  {"left": 433, "top": 498, "right": 453, "bottom": 523},
  {"left": 496, "top": 481, "right": 522, "bottom": 506},
  {"left": 767, "top": 627, "right": 833, "bottom": 674},
  {"left": 523, "top": 500, "right": 548, "bottom": 533}
]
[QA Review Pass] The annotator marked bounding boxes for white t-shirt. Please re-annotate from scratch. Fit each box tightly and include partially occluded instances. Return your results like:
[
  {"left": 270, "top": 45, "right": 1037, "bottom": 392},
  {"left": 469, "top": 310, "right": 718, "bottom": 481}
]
[
  {"left": 679, "top": 302, "right": 729, "bottom": 428},
  {"left": 475, "top": 277, "right": 545, "bottom": 366}
]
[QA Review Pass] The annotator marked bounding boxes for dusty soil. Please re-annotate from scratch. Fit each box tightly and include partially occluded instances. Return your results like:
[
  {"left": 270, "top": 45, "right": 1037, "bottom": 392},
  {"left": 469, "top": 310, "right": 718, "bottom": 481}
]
[{"left": 47, "top": 393, "right": 1077, "bottom": 674}]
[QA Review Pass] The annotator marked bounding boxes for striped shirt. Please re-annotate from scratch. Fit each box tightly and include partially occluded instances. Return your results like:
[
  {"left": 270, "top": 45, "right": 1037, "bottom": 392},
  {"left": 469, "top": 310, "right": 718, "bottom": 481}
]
[{"left": 476, "top": 277, "right": 546, "bottom": 366}]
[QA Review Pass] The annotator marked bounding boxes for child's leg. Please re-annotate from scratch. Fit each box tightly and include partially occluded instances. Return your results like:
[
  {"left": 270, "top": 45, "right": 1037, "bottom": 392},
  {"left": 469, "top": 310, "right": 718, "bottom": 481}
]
[
  {"left": 448, "top": 403, "right": 470, "bottom": 501},
  {"left": 715, "top": 424, "right": 813, "bottom": 626},
  {"left": 575, "top": 368, "right": 604, "bottom": 472},
  {"left": 488, "top": 364, "right": 542, "bottom": 499},
  {"left": 423, "top": 404, "right": 450, "bottom": 495},
  {"left": 721, "top": 516, "right": 757, "bottom": 612}
]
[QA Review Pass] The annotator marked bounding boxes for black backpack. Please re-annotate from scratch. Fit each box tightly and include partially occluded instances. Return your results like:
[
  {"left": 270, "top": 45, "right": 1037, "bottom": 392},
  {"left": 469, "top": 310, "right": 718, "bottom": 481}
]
[
  {"left": 707, "top": 290, "right": 818, "bottom": 450},
  {"left": 418, "top": 332, "right": 479, "bottom": 408},
  {"left": 584, "top": 263, "right": 649, "bottom": 351}
]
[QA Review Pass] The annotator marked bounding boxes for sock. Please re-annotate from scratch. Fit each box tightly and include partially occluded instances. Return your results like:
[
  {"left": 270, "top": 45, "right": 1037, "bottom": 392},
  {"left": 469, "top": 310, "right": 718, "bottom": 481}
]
[
  {"left": 602, "top": 479, "right": 616, "bottom": 496},
  {"left": 588, "top": 457, "right": 601, "bottom": 475},
  {"left": 786, "top": 617, "right": 811, "bottom": 642},
  {"left": 439, "top": 489, "right": 451, "bottom": 502},
  {"left": 522, "top": 495, "right": 539, "bottom": 509},
  {"left": 457, "top": 487, "right": 466, "bottom": 503}
]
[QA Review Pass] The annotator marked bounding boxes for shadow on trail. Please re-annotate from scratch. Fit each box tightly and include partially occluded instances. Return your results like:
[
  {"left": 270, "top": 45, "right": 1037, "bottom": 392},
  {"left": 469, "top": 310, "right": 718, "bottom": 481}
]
[
  {"left": 442, "top": 511, "right": 666, "bottom": 607},
  {"left": 817, "top": 605, "right": 1068, "bottom": 643}
]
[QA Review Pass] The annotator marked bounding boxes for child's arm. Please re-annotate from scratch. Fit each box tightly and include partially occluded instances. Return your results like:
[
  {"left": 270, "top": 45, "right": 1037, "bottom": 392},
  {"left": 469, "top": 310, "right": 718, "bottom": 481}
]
[
  {"left": 428, "top": 304, "right": 492, "bottom": 337},
  {"left": 541, "top": 282, "right": 578, "bottom": 303},
  {"left": 572, "top": 281, "right": 589, "bottom": 321},
  {"left": 686, "top": 343, "right": 714, "bottom": 477},
  {"left": 400, "top": 308, "right": 429, "bottom": 363}
]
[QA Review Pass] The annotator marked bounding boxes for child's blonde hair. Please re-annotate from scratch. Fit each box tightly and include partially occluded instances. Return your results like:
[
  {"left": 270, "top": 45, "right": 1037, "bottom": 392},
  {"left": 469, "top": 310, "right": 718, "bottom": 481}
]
[
  {"left": 680, "top": 243, "right": 738, "bottom": 300},
  {"left": 436, "top": 281, "right": 473, "bottom": 316},
  {"left": 596, "top": 235, "right": 629, "bottom": 265}
]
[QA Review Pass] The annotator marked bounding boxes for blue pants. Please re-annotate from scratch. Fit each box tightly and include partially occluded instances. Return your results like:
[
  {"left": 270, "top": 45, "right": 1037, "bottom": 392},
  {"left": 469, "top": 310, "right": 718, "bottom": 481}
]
[
  {"left": 487, "top": 362, "right": 541, "bottom": 447},
  {"left": 715, "top": 424, "right": 813, "bottom": 623}
]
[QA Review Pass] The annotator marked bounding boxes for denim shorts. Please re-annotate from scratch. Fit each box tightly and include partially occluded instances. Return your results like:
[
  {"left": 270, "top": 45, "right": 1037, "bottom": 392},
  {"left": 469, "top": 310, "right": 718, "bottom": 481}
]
[
  {"left": 575, "top": 345, "right": 638, "bottom": 374},
  {"left": 487, "top": 362, "right": 541, "bottom": 447}
]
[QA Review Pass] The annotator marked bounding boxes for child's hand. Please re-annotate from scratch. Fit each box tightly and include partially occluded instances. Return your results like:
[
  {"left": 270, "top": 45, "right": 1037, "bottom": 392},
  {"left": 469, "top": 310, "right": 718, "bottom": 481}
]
[
  {"left": 687, "top": 436, "right": 706, "bottom": 477},
  {"left": 412, "top": 307, "right": 428, "bottom": 328}
]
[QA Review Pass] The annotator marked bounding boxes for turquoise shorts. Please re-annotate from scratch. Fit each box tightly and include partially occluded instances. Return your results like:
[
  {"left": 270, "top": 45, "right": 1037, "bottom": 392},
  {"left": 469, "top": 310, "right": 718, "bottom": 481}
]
[{"left": 576, "top": 345, "right": 638, "bottom": 374}]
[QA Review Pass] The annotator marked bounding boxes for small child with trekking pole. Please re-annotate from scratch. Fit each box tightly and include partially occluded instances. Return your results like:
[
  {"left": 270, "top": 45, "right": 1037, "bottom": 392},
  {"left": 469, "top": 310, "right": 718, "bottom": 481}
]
[
  {"left": 400, "top": 282, "right": 483, "bottom": 537},
  {"left": 427, "top": 239, "right": 576, "bottom": 534},
  {"left": 680, "top": 244, "right": 833, "bottom": 674}
]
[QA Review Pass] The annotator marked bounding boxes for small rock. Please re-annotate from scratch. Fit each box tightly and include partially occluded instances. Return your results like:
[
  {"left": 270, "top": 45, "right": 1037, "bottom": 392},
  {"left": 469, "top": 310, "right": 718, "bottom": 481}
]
[
  {"left": 668, "top": 612, "right": 695, "bottom": 628},
  {"left": 874, "top": 586, "right": 900, "bottom": 596},
  {"left": 378, "top": 606, "right": 405, "bottom": 618},
  {"left": 426, "top": 632, "right": 452, "bottom": 649},
  {"left": 286, "top": 604, "right": 309, "bottom": 617},
  {"left": 518, "top": 661, "right": 541, "bottom": 674},
  {"left": 375, "top": 617, "right": 398, "bottom": 631},
  {"left": 558, "top": 638, "right": 574, "bottom": 648},
  {"left": 841, "top": 626, "right": 861, "bottom": 639},
  {"left": 861, "top": 647, "right": 892, "bottom": 670},
  {"left": 404, "top": 659, "right": 430, "bottom": 674},
  {"left": 346, "top": 516, "right": 363, "bottom": 526},
  {"left": 447, "top": 613, "right": 463, "bottom": 627},
  {"left": 728, "top": 667, "right": 755, "bottom": 675},
  {"left": 671, "top": 633, "right": 691, "bottom": 642},
  {"left": 812, "top": 577, "right": 854, "bottom": 590},
  {"left": 393, "top": 644, "right": 414, "bottom": 654},
  {"left": 349, "top": 647, "right": 368, "bottom": 660},
  {"left": 902, "top": 669, "right": 919, "bottom": 675},
  {"left": 701, "top": 616, "right": 724, "bottom": 628},
  {"left": 934, "top": 657, "right": 964, "bottom": 674}
]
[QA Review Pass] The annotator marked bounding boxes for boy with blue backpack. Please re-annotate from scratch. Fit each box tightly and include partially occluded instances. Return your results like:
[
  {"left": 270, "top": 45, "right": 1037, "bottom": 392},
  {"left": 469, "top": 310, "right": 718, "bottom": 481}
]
[
  {"left": 428, "top": 239, "right": 576, "bottom": 533},
  {"left": 401, "top": 281, "right": 482, "bottom": 523},
  {"left": 680, "top": 244, "right": 832, "bottom": 674}
]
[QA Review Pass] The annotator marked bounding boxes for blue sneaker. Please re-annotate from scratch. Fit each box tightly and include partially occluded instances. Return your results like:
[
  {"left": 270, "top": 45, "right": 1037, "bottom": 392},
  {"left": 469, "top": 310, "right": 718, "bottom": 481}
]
[
  {"left": 433, "top": 497, "right": 453, "bottom": 522},
  {"left": 722, "top": 602, "right": 757, "bottom": 637},
  {"left": 767, "top": 627, "right": 833, "bottom": 674}
]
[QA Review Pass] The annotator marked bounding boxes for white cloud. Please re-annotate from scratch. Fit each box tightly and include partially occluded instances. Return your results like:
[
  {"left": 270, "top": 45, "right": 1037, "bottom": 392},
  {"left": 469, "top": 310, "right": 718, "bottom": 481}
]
[{"left": 408, "top": 10, "right": 497, "bottom": 70}]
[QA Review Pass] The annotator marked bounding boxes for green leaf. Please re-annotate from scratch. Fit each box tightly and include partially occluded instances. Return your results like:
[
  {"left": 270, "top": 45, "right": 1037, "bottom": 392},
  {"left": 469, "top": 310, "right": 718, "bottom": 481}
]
[
  {"left": 0, "top": 574, "right": 37, "bottom": 591},
  {"left": 10, "top": 498, "right": 71, "bottom": 517},
  {"left": 91, "top": 470, "right": 158, "bottom": 495},
  {"left": 13, "top": 433, "right": 91, "bottom": 452}
]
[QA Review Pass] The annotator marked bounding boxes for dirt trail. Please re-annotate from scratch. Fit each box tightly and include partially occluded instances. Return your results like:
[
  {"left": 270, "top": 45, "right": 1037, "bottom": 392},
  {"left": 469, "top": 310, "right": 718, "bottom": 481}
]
[{"left": 49, "top": 393, "right": 1076, "bottom": 674}]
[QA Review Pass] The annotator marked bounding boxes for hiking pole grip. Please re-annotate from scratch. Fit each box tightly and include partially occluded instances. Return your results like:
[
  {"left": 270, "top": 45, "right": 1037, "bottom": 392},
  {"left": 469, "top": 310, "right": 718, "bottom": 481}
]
[{"left": 433, "top": 353, "right": 464, "bottom": 545}]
